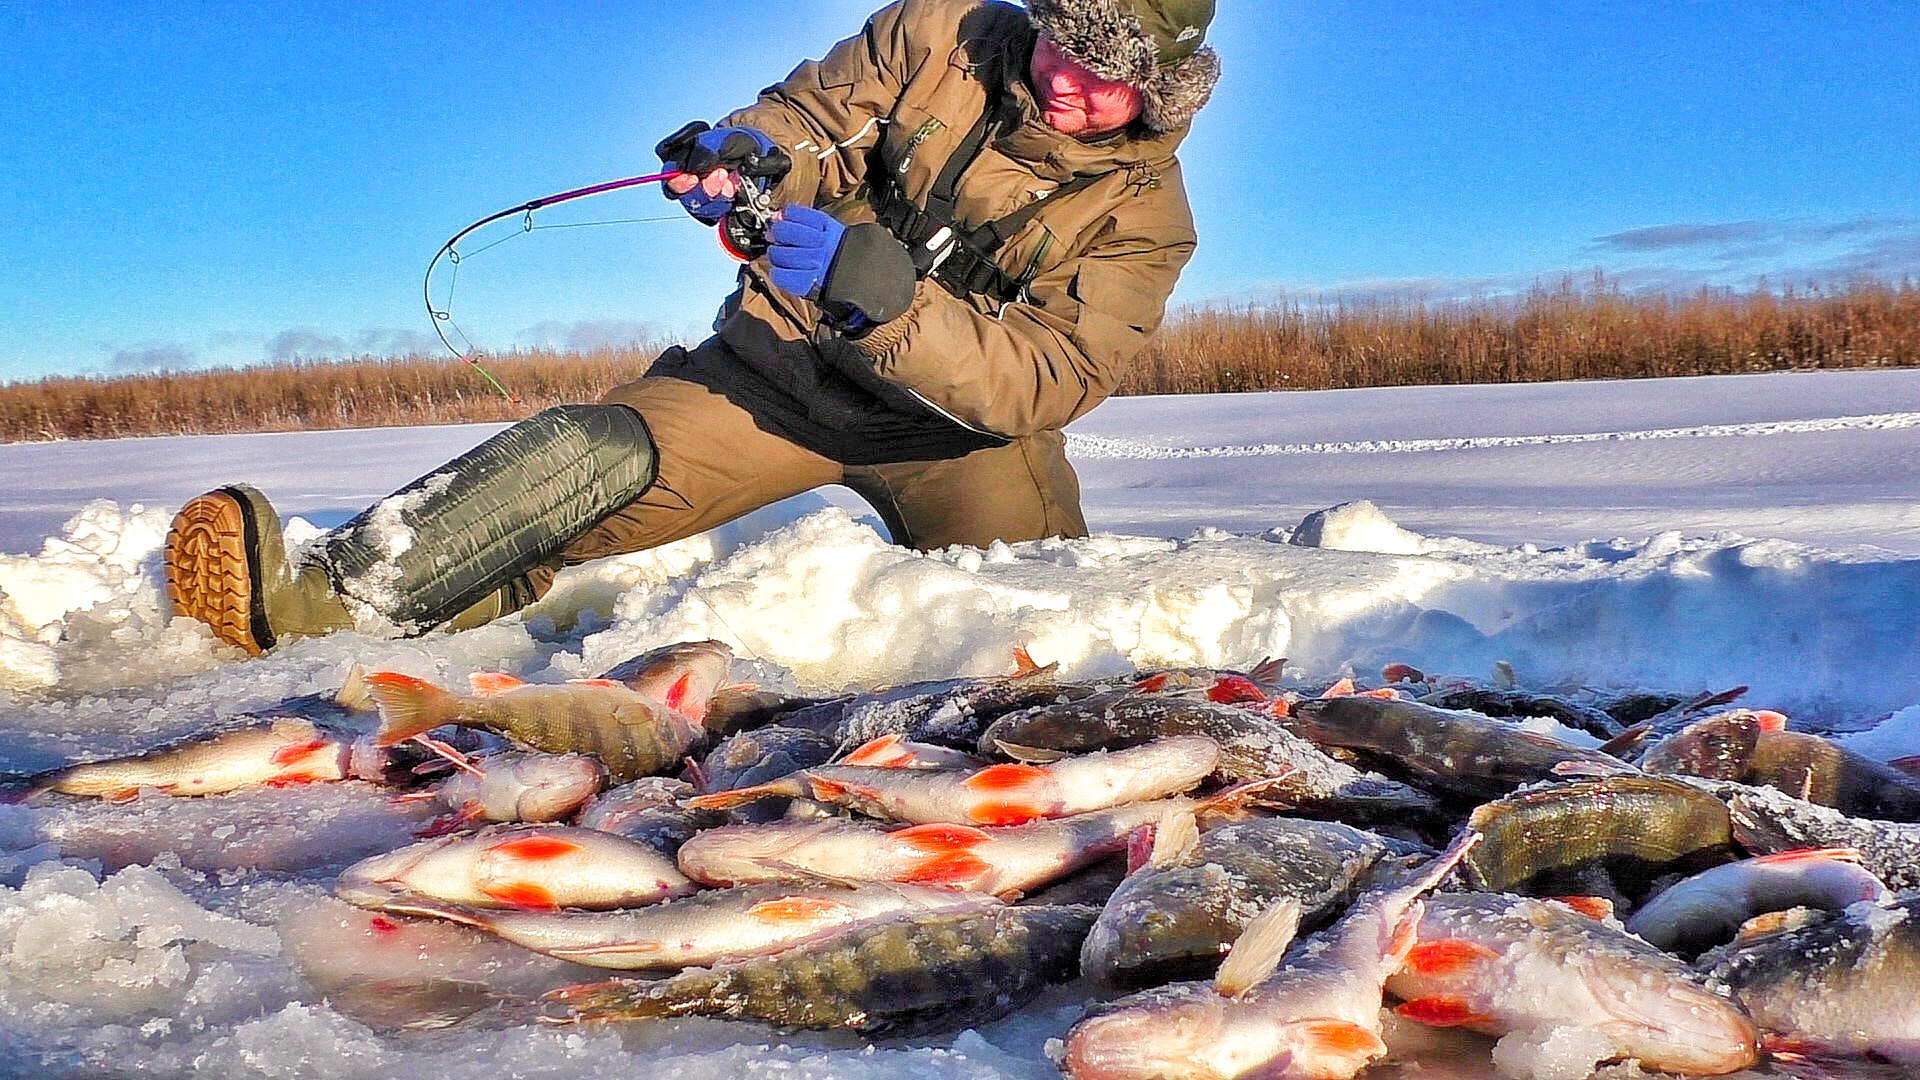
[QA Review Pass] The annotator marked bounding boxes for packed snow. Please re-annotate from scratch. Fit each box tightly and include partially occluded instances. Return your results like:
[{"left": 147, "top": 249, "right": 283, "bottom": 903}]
[{"left": 0, "top": 367, "right": 1918, "bottom": 1078}]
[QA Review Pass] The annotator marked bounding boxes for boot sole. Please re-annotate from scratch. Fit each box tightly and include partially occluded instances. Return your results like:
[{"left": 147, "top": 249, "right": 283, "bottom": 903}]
[{"left": 164, "top": 487, "right": 275, "bottom": 655}]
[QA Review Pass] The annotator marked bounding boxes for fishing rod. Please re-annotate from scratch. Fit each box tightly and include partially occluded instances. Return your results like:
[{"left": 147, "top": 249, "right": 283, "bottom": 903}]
[{"left": 422, "top": 144, "right": 787, "bottom": 404}]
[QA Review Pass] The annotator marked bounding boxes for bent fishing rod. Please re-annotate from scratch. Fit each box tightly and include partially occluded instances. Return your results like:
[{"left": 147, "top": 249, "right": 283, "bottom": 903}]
[{"left": 423, "top": 139, "right": 788, "bottom": 404}]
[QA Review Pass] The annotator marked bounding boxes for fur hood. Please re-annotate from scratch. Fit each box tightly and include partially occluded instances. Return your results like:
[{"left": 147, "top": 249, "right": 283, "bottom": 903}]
[{"left": 1026, "top": 0, "right": 1220, "bottom": 132}]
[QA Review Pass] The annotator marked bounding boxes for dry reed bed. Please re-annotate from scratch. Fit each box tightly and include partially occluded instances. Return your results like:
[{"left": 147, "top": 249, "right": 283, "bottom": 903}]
[{"left": 4, "top": 280, "right": 1916, "bottom": 443}]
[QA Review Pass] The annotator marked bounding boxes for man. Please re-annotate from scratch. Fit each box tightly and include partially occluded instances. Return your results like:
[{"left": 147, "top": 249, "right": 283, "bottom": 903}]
[{"left": 164, "top": 0, "right": 1220, "bottom": 655}]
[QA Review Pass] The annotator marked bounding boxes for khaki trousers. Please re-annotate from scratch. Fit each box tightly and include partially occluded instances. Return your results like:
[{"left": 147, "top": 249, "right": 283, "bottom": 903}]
[{"left": 519, "top": 375, "right": 1088, "bottom": 599}]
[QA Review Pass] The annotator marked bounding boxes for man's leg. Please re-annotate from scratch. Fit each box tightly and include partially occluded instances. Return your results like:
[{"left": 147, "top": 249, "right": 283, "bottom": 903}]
[
  {"left": 842, "top": 429, "right": 1089, "bottom": 550},
  {"left": 514, "top": 373, "right": 844, "bottom": 599}
]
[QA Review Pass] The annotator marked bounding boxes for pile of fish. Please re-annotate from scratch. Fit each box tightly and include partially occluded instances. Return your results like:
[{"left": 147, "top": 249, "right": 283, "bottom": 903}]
[{"left": 14, "top": 642, "right": 1920, "bottom": 1078}]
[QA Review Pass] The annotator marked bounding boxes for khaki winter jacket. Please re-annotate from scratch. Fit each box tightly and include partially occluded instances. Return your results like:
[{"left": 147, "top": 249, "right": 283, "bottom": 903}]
[{"left": 659, "top": 0, "right": 1198, "bottom": 464}]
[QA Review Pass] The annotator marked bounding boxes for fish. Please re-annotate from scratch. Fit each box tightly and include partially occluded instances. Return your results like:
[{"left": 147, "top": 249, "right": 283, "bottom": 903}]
[
  {"left": 776, "top": 646, "right": 1090, "bottom": 748},
  {"left": 1384, "top": 892, "right": 1759, "bottom": 1076},
  {"left": 1459, "top": 775, "right": 1741, "bottom": 906},
  {"left": 335, "top": 823, "right": 696, "bottom": 912},
  {"left": 981, "top": 691, "right": 1440, "bottom": 824},
  {"left": 573, "top": 776, "right": 722, "bottom": 857},
  {"left": 593, "top": 639, "right": 736, "bottom": 722},
  {"left": 1696, "top": 892, "right": 1920, "bottom": 1064},
  {"left": 362, "top": 669, "right": 705, "bottom": 784},
  {"left": 1711, "top": 778, "right": 1920, "bottom": 891},
  {"left": 1415, "top": 685, "right": 1626, "bottom": 740},
  {"left": 1287, "top": 695, "right": 1629, "bottom": 803},
  {"left": 432, "top": 750, "right": 607, "bottom": 826},
  {"left": 1081, "top": 814, "right": 1430, "bottom": 989},
  {"left": 16, "top": 717, "right": 356, "bottom": 802},
  {"left": 1643, "top": 710, "right": 1920, "bottom": 822},
  {"left": 833, "top": 732, "right": 991, "bottom": 770},
  {"left": 1625, "top": 847, "right": 1893, "bottom": 954},
  {"left": 380, "top": 882, "right": 996, "bottom": 971},
  {"left": 1060, "top": 831, "right": 1478, "bottom": 1080},
  {"left": 543, "top": 902, "right": 1098, "bottom": 1035},
  {"left": 686, "top": 735, "right": 1221, "bottom": 826},
  {"left": 692, "top": 724, "right": 838, "bottom": 823},
  {"left": 677, "top": 799, "right": 1188, "bottom": 897}
]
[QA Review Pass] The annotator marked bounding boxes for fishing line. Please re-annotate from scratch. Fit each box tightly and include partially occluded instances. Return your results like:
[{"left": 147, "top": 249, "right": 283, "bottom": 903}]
[{"left": 423, "top": 169, "right": 685, "bottom": 406}]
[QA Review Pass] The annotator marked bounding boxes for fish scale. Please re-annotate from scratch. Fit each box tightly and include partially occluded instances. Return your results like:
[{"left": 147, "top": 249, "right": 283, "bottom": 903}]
[{"left": 547, "top": 904, "right": 1097, "bottom": 1035}]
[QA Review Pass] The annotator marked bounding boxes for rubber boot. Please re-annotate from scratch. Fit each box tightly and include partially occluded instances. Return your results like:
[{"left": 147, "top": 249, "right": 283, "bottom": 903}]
[
  {"left": 164, "top": 485, "right": 354, "bottom": 656},
  {"left": 165, "top": 404, "right": 656, "bottom": 654}
]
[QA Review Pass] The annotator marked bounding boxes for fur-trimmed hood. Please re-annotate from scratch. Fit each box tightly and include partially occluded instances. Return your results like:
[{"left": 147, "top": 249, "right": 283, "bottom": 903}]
[{"left": 1026, "top": 0, "right": 1220, "bottom": 132}]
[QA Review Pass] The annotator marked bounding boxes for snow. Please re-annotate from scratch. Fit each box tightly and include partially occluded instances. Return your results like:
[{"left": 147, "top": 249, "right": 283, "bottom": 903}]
[{"left": 0, "top": 367, "right": 1917, "bottom": 1076}]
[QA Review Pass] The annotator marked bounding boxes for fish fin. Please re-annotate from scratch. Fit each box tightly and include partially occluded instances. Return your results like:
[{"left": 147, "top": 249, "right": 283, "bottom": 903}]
[
  {"left": 745, "top": 896, "right": 854, "bottom": 924},
  {"left": 1146, "top": 807, "right": 1200, "bottom": 870},
  {"left": 468, "top": 671, "right": 527, "bottom": 694},
  {"left": 270, "top": 738, "right": 334, "bottom": 767},
  {"left": 480, "top": 881, "right": 559, "bottom": 911},
  {"left": 1124, "top": 823, "right": 1156, "bottom": 874},
  {"left": 1382, "top": 662, "right": 1423, "bottom": 683},
  {"left": 1394, "top": 996, "right": 1494, "bottom": 1029},
  {"left": 1247, "top": 656, "right": 1287, "bottom": 684},
  {"left": 374, "top": 898, "right": 484, "bottom": 928},
  {"left": 1264, "top": 697, "right": 1292, "bottom": 718},
  {"left": 1207, "top": 675, "right": 1267, "bottom": 704},
  {"left": 1597, "top": 722, "right": 1652, "bottom": 759},
  {"left": 990, "top": 740, "right": 1066, "bottom": 764},
  {"left": 414, "top": 807, "right": 482, "bottom": 838},
  {"left": 1549, "top": 895, "right": 1616, "bottom": 921},
  {"left": 1402, "top": 938, "right": 1500, "bottom": 976},
  {"left": 1550, "top": 757, "right": 1637, "bottom": 779},
  {"left": 839, "top": 734, "right": 909, "bottom": 767},
  {"left": 555, "top": 941, "right": 664, "bottom": 957},
  {"left": 684, "top": 777, "right": 805, "bottom": 810},
  {"left": 566, "top": 678, "right": 625, "bottom": 689},
  {"left": 1320, "top": 677, "right": 1355, "bottom": 698},
  {"left": 1195, "top": 772, "right": 1299, "bottom": 819},
  {"left": 1011, "top": 645, "right": 1040, "bottom": 676},
  {"left": 1133, "top": 672, "right": 1171, "bottom": 693},
  {"left": 1750, "top": 709, "right": 1791, "bottom": 732},
  {"left": 1287, "top": 1018, "right": 1386, "bottom": 1060},
  {"left": 1357, "top": 686, "right": 1405, "bottom": 700},
  {"left": 663, "top": 672, "right": 696, "bottom": 714},
  {"left": 1214, "top": 897, "right": 1303, "bottom": 998},
  {"left": 902, "top": 851, "right": 992, "bottom": 886},
  {"left": 803, "top": 774, "right": 882, "bottom": 806},
  {"left": 1492, "top": 661, "right": 1517, "bottom": 689},
  {"left": 105, "top": 787, "right": 143, "bottom": 804},
  {"left": 963, "top": 762, "right": 1049, "bottom": 792},
  {"left": 365, "top": 671, "right": 461, "bottom": 747},
  {"left": 1750, "top": 846, "right": 1861, "bottom": 865},
  {"left": 487, "top": 834, "right": 585, "bottom": 861},
  {"left": 1889, "top": 754, "right": 1920, "bottom": 778},
  {"left": 969, "top": 803, "right": 1044, "bottom": 827},
  {"left": 334, "top": 663, "right": 374, "bottom": 711},
  {"left": 893, "top": 823, "right": 992, "bottom": 852},
  {"left": 1386, "top": 899, "right": 1426, "bottom": 966}
]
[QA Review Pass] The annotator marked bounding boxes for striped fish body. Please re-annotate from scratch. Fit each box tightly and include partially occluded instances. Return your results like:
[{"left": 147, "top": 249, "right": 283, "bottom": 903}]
[
  {"left": 548, "top": 903, "right": 1097, "bottom": 1035},
  {"left": 366, "top": 672, "right": 703, "bottom": 783}
]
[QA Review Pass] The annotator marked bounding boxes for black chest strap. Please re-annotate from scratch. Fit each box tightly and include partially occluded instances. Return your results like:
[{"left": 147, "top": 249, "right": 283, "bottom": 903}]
[{"left": 874, "top": 79, "right": 1101, "bottom": 303}]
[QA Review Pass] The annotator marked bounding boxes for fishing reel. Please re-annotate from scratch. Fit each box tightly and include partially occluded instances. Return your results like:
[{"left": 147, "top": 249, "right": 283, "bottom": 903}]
[{"left": 655, "top": 121, "right": 793, "bottom": 262}]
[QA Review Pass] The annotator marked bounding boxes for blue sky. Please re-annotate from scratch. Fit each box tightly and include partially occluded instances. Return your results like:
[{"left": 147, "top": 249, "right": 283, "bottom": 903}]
[{"left": 4, "top": 1, "right": 1918, "bottom": 384}]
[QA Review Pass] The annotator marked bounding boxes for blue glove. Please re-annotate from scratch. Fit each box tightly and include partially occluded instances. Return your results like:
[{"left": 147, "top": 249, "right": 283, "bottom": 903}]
[
  {"left": 767, "top": 206, "right": 846, "bottom": 299},
  {"left": 769, "top": 207, "right": 918, "bottom": 330},
  {"left": 656, "top": 123, "right": 779, "bottom": 225}
]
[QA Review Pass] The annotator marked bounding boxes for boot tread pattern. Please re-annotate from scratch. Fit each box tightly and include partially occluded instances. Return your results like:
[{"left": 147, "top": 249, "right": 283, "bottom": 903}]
[{"left": 164, "top": 489, "right": 269, "bottom": 656}]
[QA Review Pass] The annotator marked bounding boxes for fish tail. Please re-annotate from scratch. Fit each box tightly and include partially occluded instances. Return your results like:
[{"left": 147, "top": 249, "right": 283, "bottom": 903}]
[
  {"left": 683, "top": 776, "right": 807, "bottom": 811},
  {"left": 364, "top": 671, "right": 463, "bottom": 746},
  {"left": 374, "top": 897, "right": 488, "bottom": 930},
  {"left": 333, "top": 663, "right": 374, "bottom": 712}
]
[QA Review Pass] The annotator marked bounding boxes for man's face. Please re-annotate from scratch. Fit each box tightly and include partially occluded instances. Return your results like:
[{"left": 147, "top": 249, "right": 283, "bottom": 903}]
[{"left": 1030, "top": 34, "right": 1144, "bottom": 139}]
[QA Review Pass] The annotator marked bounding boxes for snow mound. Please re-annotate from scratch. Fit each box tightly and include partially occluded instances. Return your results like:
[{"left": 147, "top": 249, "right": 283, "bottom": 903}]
[{"left": 1288, "top": 499, "right": 1428, "bottom": 555}]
